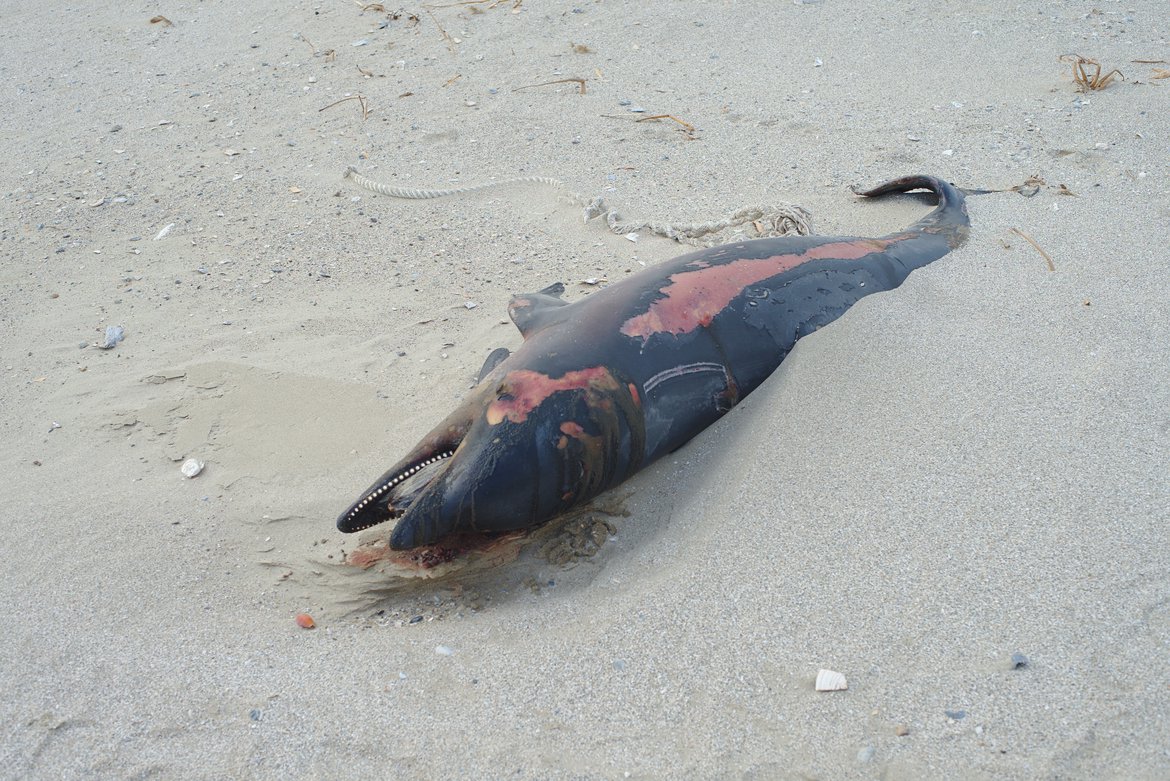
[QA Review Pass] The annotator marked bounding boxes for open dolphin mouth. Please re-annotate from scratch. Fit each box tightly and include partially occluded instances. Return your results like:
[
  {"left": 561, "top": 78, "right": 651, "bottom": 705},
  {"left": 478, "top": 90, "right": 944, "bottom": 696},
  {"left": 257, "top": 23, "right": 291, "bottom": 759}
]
[{"left": 336, "top": 448, "right": 456, "bottom": 533}]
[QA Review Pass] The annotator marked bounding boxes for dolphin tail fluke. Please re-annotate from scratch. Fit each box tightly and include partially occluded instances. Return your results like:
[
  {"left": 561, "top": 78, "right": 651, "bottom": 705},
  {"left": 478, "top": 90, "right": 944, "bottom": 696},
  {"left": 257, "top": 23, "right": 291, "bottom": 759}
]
[{"left": 854, "top": 175, "right": 970, "bottom": 251}]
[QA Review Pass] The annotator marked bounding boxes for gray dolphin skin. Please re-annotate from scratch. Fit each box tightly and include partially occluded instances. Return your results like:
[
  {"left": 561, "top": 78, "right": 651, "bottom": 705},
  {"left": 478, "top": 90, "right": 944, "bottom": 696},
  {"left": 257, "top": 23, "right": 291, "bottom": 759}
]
[{"left": 337, "top": 175, "right": 969, "bottom": 550}]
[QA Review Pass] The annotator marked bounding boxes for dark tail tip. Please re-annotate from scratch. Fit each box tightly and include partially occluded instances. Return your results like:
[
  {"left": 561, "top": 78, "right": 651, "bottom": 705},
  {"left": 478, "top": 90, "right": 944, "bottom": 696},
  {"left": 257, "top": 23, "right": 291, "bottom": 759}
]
[
  {"left": 852, "top": 174, "right": 961, "bottom": 203},
  {"left": 853, "top": 174, "right": 970, "bottom": 244}
]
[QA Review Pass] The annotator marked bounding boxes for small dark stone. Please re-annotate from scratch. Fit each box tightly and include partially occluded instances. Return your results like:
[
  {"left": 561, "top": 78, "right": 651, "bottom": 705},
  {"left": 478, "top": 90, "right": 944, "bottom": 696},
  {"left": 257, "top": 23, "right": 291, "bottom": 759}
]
[
  {"left": 409, "top": 615, "right": 423, "bottom": 624},
  {"left": 945, "top": 710, "right": 966, "bottom": 720},
  {"left": 249, "top": 709, "right": 261, "bottom": 721},
  {"left": 1011, "top": 652, "right": 1029, "bottom": 669}
]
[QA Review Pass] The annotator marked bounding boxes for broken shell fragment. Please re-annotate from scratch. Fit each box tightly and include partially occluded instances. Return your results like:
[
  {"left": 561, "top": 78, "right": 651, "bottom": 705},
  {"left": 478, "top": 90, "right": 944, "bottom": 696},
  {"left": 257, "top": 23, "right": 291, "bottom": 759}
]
[
  {"left": 815, "top": 669, "right": 848, "bottom": 692},
  {"left": 180, "top": 458, "right": 205, "bottom": 478},
  {"left": 97, "top": 325, "right": 125, "bottom": 349}
]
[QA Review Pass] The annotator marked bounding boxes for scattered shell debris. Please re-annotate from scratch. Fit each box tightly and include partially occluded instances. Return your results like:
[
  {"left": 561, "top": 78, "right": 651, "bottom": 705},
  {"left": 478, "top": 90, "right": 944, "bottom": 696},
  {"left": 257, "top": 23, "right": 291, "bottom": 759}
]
[
  {"left": 180, "top": 458, "right": 205, "bottom": 478},
  {"left": 153, "top": 223, "right": 175, "bottom": 240},
  {"left": 815, "top": 669, "right": 848, "bottom": 691}
]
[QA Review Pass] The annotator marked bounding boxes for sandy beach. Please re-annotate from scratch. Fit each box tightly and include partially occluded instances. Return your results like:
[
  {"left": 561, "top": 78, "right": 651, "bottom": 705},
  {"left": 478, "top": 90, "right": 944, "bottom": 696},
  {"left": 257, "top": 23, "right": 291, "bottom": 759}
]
[{"left": 2, "top": 0, "right": 1168, "bottom": 777}]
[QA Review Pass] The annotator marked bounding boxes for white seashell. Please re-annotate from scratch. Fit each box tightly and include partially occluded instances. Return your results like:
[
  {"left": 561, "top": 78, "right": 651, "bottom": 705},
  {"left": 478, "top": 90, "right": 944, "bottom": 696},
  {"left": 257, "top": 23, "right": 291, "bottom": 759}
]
[
  {"left": 180, "top": 458, "right": 205, "bottom": 478},
  {"left": 815, "top": 669, "right": 848, "bottom": 692}
]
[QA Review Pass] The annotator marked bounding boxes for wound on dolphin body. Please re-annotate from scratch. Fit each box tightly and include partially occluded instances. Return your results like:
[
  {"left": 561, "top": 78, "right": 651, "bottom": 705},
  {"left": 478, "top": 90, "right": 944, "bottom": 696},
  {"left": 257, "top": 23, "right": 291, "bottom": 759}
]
[
  {"left": 485, "top": 367, "right": 620, "bottom": 425},
  {"left": 620, "top": 236, "right": 903, "bottom": 341}
]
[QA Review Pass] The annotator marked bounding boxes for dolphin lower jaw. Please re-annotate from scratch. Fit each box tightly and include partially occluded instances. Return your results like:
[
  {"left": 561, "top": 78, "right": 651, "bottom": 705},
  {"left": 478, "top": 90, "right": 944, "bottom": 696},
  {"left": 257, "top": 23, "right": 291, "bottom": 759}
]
[
  {"left": 388, "top": 427, "right": 544, "bottom": 549},
  {"left": 335, "top": 449, "right": 457, "bottom": 533}
]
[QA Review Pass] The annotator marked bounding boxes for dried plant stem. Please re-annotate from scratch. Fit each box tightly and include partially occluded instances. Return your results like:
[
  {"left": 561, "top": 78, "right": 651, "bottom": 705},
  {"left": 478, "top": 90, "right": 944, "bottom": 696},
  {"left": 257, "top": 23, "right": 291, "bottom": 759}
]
[
  {"left": 1011, "top": 228, "right": 1055, "bottom": 272},
  {"left": 319, "top": 95, "right": 370, "bottom": 120}
]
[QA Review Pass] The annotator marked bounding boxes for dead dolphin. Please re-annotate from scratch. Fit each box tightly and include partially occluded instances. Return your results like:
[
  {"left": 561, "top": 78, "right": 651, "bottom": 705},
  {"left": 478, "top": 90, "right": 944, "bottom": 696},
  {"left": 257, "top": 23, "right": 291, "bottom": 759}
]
[{"left": 338, "top": 175, "right": 969, "bottom": 549}]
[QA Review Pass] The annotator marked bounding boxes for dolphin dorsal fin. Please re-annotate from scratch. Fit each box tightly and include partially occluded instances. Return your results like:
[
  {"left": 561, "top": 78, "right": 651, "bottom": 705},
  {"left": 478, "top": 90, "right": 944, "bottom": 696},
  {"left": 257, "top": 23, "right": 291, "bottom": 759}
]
[
  {"left": 507, "top": 282, "right": 568, "bottom": 339},
  {"left": 476, "top": 347, "right": 511, "bottom": 383}
]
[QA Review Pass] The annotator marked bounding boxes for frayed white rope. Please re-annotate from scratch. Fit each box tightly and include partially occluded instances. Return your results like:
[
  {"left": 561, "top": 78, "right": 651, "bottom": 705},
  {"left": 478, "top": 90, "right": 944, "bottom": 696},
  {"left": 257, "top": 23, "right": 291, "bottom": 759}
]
[{"left": 344, "top": 166, "right": 813, "bottom": 246}]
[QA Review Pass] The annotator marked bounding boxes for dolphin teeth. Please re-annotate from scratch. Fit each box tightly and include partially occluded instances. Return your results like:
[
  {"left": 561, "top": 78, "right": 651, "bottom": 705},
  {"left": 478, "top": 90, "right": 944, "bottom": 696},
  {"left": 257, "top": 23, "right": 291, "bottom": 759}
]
[{"left": 345, "top": 449, "right": 460, "bottom": 525}]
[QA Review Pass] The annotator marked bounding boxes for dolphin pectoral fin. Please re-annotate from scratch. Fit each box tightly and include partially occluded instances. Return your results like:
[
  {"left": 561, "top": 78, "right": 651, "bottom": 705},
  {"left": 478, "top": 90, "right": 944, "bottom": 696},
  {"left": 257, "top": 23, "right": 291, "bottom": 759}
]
[
  {"left": 507, "top": 282, "right": 568, "bottom": 338},
  {"left": 476, "top": 347, "right": 511, "bottom": 382}
]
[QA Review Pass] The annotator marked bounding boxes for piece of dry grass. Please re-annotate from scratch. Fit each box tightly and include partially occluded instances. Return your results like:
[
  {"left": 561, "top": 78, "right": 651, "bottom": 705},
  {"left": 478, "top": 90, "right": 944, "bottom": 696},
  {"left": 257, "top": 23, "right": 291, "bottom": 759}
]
[
  {"left": 512, "top": 78, "right": 587, "bottom": 95},
  {"left": 636, "top": 114, "right": 699, "bottom": 140},
  {"left": 319, "top": 94, "right": 370, "bottom": 120},
  {"left": 1010, "top": 227, "right": 1056, "bottom": 272}
]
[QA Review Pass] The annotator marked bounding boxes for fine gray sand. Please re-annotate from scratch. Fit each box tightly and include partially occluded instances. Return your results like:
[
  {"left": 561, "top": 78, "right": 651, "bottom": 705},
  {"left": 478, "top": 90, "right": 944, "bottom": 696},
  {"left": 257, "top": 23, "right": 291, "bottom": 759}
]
[{"left": 3, "top": 1, "right": 1168, "bottom": 778}]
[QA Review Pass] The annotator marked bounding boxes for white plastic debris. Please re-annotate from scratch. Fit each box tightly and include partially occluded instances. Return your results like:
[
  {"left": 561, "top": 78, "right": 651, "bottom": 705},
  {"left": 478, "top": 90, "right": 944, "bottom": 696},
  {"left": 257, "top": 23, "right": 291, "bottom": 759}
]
[
  {"left": 153, "top": 223, "right": 175, "bottom": 240},
  {"left": 815, "top": 669, "right": 848, "bottom": 691},
  {"left": 181, "top": 458, "right": 205, "bottom": 478}
]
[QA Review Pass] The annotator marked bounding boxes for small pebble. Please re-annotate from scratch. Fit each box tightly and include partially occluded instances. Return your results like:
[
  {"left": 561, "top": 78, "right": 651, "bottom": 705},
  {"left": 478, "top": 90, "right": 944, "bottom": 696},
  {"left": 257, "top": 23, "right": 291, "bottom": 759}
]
[
  {"left": 945, "top": 709, "right": 967, "bottom": 720},
  {"left": 435, "top": 645, "right": 454, "bottom": 656},
  {"left": 1011, "top": 652, "right": 1029, "bottom": 669},
  {"left": 895, "top": 724, "right": 910, "bottom": 737}
]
